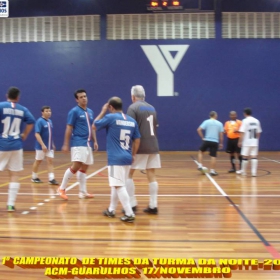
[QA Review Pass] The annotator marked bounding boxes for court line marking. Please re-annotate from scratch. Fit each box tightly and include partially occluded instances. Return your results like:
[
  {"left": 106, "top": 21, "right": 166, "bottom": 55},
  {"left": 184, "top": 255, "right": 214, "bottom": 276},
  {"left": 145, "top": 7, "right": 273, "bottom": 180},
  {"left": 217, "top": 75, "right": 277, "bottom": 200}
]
[
  {"left": 261, "top": 157, "right": 280, "bottom": 164},
  {"left": 191, "top": 156, "right": 280, "bottom": 259},
  {"left": 2, "top": 193, "right": 280, "bottom": 197}
]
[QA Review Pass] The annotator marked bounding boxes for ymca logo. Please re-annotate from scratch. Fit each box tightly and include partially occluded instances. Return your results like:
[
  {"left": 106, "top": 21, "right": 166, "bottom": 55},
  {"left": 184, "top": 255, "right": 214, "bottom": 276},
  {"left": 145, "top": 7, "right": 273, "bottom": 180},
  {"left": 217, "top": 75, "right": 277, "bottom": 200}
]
[{"left": 141, "top": 45, "right": 189, "bottom": 97}]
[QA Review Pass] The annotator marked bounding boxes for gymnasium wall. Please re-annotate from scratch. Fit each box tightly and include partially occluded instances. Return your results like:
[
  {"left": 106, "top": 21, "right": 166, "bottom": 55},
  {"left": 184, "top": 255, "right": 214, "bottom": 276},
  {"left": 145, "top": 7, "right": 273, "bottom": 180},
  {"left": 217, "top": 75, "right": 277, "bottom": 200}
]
[{"left": 0, "top": 0, "right": 279, "bottom": 151}]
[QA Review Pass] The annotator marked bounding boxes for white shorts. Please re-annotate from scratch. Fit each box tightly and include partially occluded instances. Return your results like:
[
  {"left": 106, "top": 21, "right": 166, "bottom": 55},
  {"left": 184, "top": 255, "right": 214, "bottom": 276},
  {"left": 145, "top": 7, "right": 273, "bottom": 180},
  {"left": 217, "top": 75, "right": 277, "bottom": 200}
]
[
  {"left": 0, "top": 149, "right": 23, "bottom": 172},
  {"left": 108, "top": 165, "right": 130, "bottom": 187},
  {"left": 71, "top": 147, "right": 93, "bottom": 165},
  {"left": 35, "top": 150, "right": 54, "bottom": 160},
  {"left": 241, "top": 146, "right": 259, "bottom": 157},
  {"left": 131, "top": 154, "right": 161, "bottom": 170}
]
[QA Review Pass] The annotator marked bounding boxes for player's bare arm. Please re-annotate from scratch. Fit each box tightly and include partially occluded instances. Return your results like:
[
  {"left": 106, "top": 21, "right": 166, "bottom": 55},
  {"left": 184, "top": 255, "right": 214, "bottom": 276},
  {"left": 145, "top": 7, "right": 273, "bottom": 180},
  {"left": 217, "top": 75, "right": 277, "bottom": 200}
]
[
  {"left": 197, "top": 127, "right": 204, "bottom": 140},
  {"left": 92, "top": 126, "right": 98, "bottom": 151},
  {"left": 238, "top": 132, "right": 244, "bottom": 147},
  {"left": 132, "top": 138, "right": 141, "bottom": 163},
  {"left": 35, "top": 133, "right": 47, "bottom": 153},
  {"left": 95, "top": 103, "right": 109, "bottom": 121},
  {"left": 21, "top": 123, "right": 34, "bottom": 141},
  {"left": 219, "top": 132, "right": 223, "bottom": 149},
  {"left": 62, "top": 125, "right": 72, "bottom": 152}
]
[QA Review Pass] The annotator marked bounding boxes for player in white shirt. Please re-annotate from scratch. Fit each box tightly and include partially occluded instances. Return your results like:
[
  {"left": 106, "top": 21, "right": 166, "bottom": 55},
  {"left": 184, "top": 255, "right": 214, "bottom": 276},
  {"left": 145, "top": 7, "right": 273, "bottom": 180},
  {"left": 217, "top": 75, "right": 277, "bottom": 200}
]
[{"left": 236, "top": 108, "right": 262, "bottom": 176}]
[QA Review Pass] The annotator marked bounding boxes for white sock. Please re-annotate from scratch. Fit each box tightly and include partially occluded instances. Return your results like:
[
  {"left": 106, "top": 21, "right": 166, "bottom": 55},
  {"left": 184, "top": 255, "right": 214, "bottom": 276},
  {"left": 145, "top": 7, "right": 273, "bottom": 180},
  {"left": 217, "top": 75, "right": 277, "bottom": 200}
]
[
  {"left": 60, "top": 168, "right": 75, "bottom": 190},
  {"left": 251, "top": 158, "right": 258, "bottom": 175},
  {"left": 126, "top": 179, "right": 137, "bottom": 208},
  {"left": 242, "top": 159, "right": 248, "bottom": 173},
  {"left": 32, "top": 172, "right": 37, "bottom": 179},
  {"left": 7, "top": 183, "right": 20, "bottom": 206},
  {"left": 109, "top": 187, "right": 118, "bottom": 212},
  {"left": 149, "top": 181, "right": 158, "bottom": 209},
  {"left": 116, "top": 187, "right": 133, "bottom": 216},
  {"left": 48, "top": 173, "right": 55, "bottom": 181},
  {"left": 77, "top": 171, "right": 87, "bottom": 193}
]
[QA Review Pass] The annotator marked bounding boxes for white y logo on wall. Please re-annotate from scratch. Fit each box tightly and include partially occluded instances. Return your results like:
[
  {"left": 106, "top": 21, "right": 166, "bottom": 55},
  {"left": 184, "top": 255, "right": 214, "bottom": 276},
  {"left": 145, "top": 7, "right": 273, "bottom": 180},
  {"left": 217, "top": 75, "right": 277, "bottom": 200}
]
[{"left": 141, "top": 45, "right": 189, "bottom": 97}]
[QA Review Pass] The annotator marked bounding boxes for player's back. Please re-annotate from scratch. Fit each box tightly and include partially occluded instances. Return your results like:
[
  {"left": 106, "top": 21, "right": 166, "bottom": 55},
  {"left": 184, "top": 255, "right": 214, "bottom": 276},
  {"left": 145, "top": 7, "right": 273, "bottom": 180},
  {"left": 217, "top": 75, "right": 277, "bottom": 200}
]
[
  {"left": 0, "top": 101, "right": 35, "bottom": 151},
  {"left": 240, "top": 116, "right": 262, "bottom": 146},
  {"left": 202, "top": 119, "right": 223, "bottom": 143},
  {"left": 127, "top": 100, "right": 159, "bottom": 154}
]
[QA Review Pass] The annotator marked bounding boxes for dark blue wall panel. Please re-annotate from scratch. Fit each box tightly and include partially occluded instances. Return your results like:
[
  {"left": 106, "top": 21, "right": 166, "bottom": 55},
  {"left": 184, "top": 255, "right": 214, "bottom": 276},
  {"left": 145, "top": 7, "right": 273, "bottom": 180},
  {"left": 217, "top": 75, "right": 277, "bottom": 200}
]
[{"left": 0, "top": 38, "right": 279, "bottom": 150}]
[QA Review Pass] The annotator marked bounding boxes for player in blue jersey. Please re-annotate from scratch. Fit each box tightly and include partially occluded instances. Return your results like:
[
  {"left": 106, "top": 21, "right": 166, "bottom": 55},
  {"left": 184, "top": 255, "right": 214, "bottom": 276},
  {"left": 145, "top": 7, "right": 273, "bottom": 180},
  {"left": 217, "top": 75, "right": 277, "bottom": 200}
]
[
  {"left": 197, "top": 111, "right": 224, "bottom": 176},
  {"left": 0, "top": 87, "right": 35, "bottom": 211},
  {"left": 57, "top": 89, "right": 98, "bottom": 200},
  {"left": 31, "top": 106, "right": 59, "bottom": 185},
  {"left": 94, "top": 97, "right": 140, "bottom": 223}
]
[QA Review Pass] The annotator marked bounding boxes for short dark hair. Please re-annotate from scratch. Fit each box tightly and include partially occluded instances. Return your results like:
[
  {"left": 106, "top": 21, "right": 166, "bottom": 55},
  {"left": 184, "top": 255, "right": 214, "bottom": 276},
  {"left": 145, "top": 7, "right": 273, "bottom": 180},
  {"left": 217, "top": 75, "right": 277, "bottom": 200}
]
[
  {"left": 41, "top": 106, "right": 51, "bottom": 112},
  {"left": 7, "top": 87, "right": 20, "bottom": 100},
  {"left": 74, "top": 89, "right": 86, "bottom": 99},
  {"left": 108, "top": 97, "right": 123, "bottom": 111},
  {"left": 244, "top": 107, "right": 252, "bottom": 115},
  {"left": 209, "top": 111, "right": 217, "bottom": 118}
]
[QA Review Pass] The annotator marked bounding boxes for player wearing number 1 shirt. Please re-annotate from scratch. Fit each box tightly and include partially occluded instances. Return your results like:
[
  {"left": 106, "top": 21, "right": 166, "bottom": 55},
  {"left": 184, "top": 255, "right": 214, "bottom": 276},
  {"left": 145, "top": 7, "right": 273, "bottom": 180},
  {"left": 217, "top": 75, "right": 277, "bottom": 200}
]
[
  {"left": 237, "top": 108, "right": 262, "bottom": 177},
  {"left": 126, "top": 85, "right": 161, "bottom": 215},
  {"left": 0, "top": 87, "right": 35, "bottom": 211}
]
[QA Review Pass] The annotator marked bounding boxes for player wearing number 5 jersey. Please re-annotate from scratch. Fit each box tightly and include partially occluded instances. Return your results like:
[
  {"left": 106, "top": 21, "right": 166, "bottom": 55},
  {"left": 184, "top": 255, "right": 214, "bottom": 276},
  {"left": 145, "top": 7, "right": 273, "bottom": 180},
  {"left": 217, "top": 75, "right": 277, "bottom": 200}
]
[
  {"left": 237, "top": 108, "right": 262, "bottom": 177},
  {"left": 94, "top": 97, "right": 140, "bottom": 223},
  {"left": 126, "top": 85, "right": 161, "bottom": 215},
  {"left": 0, "top": 87, "right": 35, "bottom": 211}
]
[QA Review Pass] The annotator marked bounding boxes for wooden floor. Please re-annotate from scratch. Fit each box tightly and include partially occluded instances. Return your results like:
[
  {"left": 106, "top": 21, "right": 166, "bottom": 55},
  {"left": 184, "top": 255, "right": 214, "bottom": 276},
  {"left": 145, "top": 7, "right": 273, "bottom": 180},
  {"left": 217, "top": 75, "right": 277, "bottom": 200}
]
[{"left": 1, "top": 151, "right": 280, "bottom": 280}]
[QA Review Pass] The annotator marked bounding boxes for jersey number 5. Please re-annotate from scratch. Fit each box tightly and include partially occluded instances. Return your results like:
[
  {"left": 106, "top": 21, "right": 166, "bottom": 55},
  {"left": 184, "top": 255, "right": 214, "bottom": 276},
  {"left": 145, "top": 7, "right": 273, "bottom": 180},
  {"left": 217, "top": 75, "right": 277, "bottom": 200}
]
[
  {"left": 1, "top": 117, "right": 21, "bottom": 139},
  {"left": 120, "top": 129, "right": 131, "bottom": 150}
]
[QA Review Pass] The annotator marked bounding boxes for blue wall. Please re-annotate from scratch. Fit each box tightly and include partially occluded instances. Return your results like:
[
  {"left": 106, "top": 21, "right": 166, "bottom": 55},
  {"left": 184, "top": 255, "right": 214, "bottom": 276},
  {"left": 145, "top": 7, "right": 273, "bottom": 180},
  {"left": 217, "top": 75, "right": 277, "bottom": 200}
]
[{"left": 1, "top": 0, "right": 279, "bottom": 151}]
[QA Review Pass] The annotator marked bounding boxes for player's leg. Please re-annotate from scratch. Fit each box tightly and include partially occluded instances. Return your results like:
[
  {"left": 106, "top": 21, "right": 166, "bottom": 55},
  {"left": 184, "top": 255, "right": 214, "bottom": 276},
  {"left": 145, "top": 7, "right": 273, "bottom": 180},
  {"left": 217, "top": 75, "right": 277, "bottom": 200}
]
[
  {"left": 31, "top": 150, "right": 44, "bottom": 183},
  {"left": 226, "top": 138, "right": 236, "bottom": 172},
  {"left": 6, "top": 150, "right": 23, "bottom": 211},
  {"left": 250, "top": 147, "right": 258, "bottom": 177},
  {"left": 126, "top": 168, "right": 137, "bottom": 210},
  {"left": 197, "top": 141, "right": 208, "bottom": 173},
  {"left": 57, "top": 147, "right": 83, "bottom": 200},
  {"left": 209, "top": 142, "right": 218, "bottom": 176},
  {"left": 236, "top": 139, "right": 242, "bottom": 172},
  {"left": 236, "top": 146, "right": 249, "bottom": 175},
  {"left": 46, "top": 150, "right": 58, "bottom": 185}
]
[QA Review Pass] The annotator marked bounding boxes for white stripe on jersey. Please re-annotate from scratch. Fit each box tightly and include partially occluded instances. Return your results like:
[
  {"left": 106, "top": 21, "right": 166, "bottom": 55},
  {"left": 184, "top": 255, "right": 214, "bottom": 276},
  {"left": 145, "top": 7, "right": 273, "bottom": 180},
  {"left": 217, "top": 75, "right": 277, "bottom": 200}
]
[
  {"left": 85, "top": 112, "right": 92, "bottom": 147},
  {"left": 47, "top": 121, "right": 51, "bottom": 150}
]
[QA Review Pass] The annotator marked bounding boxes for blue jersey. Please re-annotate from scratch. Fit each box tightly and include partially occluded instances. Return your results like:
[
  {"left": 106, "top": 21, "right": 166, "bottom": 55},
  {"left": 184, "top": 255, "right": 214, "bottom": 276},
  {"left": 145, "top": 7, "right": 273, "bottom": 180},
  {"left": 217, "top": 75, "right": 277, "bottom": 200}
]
[
  {"left": 94, "top": 112, "right": 141, "bottom": 165},
  {"left": 35, "top": 117, "right": 53, "bottom": 150},
  {"left": 200, "top": 119, "right": 224, "bottom": 143},
  {"left": 0, "top": 101, "right": 35, "bottom": 151},
  {"left": 67, "top": 106, "right": 94, "bottom": 147}
]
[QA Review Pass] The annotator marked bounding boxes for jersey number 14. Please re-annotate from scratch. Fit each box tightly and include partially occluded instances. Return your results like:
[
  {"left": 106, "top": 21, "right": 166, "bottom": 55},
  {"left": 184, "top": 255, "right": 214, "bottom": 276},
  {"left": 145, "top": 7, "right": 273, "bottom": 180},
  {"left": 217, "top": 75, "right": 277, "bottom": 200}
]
[{"left": 1, "top": 117, "right": 21, "bottom": 138}]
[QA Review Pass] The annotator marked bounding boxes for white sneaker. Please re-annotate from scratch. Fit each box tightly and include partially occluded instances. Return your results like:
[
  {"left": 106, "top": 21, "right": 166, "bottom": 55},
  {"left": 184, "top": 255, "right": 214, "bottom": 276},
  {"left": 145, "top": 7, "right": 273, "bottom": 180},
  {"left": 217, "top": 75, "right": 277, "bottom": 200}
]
[
  {"left": 236, "top": 170, "right": 246, "bottom": 176},
  {"left": 78, "top": 192, "right": 94, "bottom": 199},
  {"left": 198, "top": 166, "right": 208, "bottom": 174}
]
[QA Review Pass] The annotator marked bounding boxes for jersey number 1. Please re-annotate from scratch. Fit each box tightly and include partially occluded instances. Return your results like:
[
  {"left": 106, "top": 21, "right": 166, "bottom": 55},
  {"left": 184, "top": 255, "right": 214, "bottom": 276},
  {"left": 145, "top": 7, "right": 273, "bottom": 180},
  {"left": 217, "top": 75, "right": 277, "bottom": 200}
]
[
  {"left": 1, "top": 117, "right": 21, "bottom": 138},
  {"left": 249, "top": 129, "right": 257, "bottom": 139},
  {"left": 147, "top": 115, "right": 155, "bottom": 136}
]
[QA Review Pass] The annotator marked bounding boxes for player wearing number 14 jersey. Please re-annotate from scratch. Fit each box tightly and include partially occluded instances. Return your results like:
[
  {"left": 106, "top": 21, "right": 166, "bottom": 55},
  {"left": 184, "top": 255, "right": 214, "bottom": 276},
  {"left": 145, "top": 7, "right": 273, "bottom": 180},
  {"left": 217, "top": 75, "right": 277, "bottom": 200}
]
[
  {"left": 237, "top": 108, "right": 262, "bottom": 177},
  {"left": 126, "top": 85, "right": 161, "bottom": 215},
  {"left": 0, "top": 87, "right": 35, "bottom": 211}
]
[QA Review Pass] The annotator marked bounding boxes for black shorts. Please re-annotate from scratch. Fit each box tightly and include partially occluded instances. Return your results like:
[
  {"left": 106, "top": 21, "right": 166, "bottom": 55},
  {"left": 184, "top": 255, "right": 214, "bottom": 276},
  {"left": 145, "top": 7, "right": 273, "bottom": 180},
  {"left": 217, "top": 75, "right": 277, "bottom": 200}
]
[
  {"left": 226, "top": 138, "right": 241, "bottom": 154},
  {"left": 199, "top": 141, "right": 219, "bottom": 157}
]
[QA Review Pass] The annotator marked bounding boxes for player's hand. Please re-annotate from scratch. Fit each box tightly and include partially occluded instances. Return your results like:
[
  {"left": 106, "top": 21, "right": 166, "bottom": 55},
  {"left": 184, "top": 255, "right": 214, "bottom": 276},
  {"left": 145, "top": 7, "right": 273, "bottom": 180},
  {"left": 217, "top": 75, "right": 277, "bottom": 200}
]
[
  {"left": 61, "top": 144, "right": 69, "bottom": 153},
  {"left": 42, "top": 145, "right": 48, "bottom": 153},
  {"left": 21, "top": 133, "right": 27, "bottom": 141},
  {"left": 132, "top": 155, "right": 136, "bottom": 164},
  {"left": 219, "top": 144, "right": 223, "bottom": 149},
  {"left": 101, "top": 103, "right": 109, "bottom": 113},
  {"left": 52, "top": 144, "right": 56, "bottom": 151},
  {"left": 238, "top": 142, "right": 242, "bottom": 148},
  {"left": 94, "top": 142, "right": 98, "bottom": 151}
]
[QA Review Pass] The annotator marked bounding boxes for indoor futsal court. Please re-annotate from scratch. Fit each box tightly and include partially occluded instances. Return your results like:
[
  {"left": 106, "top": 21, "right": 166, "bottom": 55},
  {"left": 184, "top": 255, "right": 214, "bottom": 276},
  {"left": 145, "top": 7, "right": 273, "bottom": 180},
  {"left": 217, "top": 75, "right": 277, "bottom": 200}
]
[{"left": 1, "top": 151, "right": 280, "bottom": 279}]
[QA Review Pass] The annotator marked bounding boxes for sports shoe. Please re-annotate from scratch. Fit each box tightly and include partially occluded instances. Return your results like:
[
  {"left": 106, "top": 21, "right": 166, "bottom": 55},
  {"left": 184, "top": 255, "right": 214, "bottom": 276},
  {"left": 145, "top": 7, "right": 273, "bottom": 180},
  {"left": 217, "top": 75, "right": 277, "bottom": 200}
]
[
  {"left": 49, "top": 179, "right": 59, "bottom": 185},
  {"left": 210, "top": 171, "right": 218, "bottom": 176},
  {"left": 252, "top": 174, "right": 257, "bottom": 177},
  {"left": 236, "top": 170, "right": 247, "bottom": 176},
  {"left": 228, "top": 168, "right": 236, "bottom": 173},
  {"left": 79, "top": 192, "right": 94, "bottom": 199},
  {"left": 7, "top": 205, "right": 16, "bottom": 212},
  {"left": 120, "top": 215, "right": 135, "bottom": 223},
  {"left": 31, "top": 178, "right": 43, "bottom": 183},
  {"left": 122, "top": 206, "right": 137, "bottom": 214},
  {"left": 198, "top": 166, "right": 208, "bottom": 174},
  {"left": 143, "top": 207, "right": 158, "bottom": 215},
  {"left": 103, "top": 209, "right": 115, "bottom": 218},
  {"left": 57, "top": 187, "right": 68, "bottom": 200}
]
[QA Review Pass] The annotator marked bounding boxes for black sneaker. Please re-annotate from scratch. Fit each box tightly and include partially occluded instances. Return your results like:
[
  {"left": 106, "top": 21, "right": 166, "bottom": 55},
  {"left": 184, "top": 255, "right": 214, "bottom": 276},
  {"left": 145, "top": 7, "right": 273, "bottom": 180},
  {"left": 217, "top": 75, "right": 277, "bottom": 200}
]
[
  {"left": 228, "top": 168, "right": 236, "bottom": 173},
  {"left": 120, "top": 215, "right": 135, "bottom": 223},
  {"left": 143, "top": 207, "right": 158, "bottom": 215},
  {"left": 122, "top": 206, "right": 137, "bottom": 214},
  {"left": 7, "top": 205, "right": 16, "bottom": 212},
  {"left": 210, "top": 171, "right": 218, "bottom": 176},
  {"left": 49, "top": 179, "right": 59, "bottom": 185},
  {"left": 103, "top": 209, "right": 115, "bottom": 218},
  {"left": 31, "top": 178, "right": 43, "bottom": 183}
]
